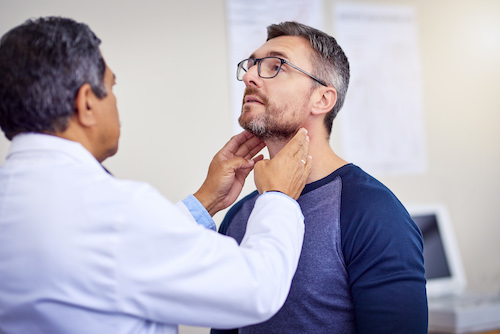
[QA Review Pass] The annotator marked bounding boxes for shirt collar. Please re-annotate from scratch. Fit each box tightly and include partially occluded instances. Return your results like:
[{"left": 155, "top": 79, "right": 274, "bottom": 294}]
[{"left": 7, "top": 133, "right": 106, "bottom": 172}]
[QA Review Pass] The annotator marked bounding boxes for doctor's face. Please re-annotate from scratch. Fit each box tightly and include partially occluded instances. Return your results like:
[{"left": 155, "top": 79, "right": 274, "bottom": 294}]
[{"left": 94, "top": 63, "right": 120, "bottom": 162}]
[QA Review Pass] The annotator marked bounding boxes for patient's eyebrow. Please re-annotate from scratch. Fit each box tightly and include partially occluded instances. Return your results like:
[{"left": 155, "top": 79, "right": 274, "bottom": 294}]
[
  {"left": 268, "top": 51, "right": 290, "bottom": 60},
  {"left": 248, "top": 50, "right": 291, "bottom": 61}
]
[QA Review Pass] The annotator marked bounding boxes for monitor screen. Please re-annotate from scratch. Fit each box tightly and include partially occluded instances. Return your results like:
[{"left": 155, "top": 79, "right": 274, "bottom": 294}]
[
  {"left": 406, "top": 204, "right": 466, "bottom": 297},
  {"left": 411, "top": 213, "right": 451, "bottom": 280}
]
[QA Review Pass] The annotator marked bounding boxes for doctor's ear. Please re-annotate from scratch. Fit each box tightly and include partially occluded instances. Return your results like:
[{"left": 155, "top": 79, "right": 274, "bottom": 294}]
[
  {"left": 74, "top": 84, "right": 98, "bottom": 127},
  {"left": 311, "top": 87, "right": 337, "bottom": 116}
]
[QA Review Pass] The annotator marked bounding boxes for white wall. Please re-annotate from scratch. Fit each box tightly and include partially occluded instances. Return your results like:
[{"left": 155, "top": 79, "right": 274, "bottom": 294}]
[{"left": 1, "top": 1, "right": 499, "bottom": 333}]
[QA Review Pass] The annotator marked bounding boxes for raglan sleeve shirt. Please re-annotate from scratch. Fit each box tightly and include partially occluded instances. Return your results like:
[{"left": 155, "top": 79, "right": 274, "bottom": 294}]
[{"left": 212, "top": 165, "right": 427, "bottom": 334}]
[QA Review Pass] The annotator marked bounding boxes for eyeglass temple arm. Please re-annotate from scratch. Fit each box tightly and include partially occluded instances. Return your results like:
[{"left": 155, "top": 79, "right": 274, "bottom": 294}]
[{"left": 283, "top": 60, "right": 327, "bottom": 87}]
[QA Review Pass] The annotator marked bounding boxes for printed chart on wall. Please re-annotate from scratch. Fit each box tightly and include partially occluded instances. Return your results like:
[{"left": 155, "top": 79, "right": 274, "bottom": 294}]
[
  {"left": 226, "top": 0, "right": 323, "bottom": 134},
  {"left": 334, "top": 3, "right": 427, "bottom": 176}
]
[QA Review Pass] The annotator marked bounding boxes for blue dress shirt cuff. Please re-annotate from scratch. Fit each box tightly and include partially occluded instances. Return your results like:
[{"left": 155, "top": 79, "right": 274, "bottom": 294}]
[{"left": 182, "top": 194, "right": 216, "bottom": 231}]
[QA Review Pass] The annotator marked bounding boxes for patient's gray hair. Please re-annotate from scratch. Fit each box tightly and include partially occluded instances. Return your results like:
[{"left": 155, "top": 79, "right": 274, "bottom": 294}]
[{"left": 267, "top": 22, "right": 350, "bottom": 136}]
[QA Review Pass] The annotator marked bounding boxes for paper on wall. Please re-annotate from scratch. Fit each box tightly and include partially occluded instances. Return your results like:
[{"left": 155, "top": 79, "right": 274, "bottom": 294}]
[{"left": 334, "top": 3, "right": 427, "bottom": 176}]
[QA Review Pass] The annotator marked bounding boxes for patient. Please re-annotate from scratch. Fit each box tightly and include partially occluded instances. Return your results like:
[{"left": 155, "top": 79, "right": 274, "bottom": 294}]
[{"left": 212, "top": 21, "right": 428, "bottom": 334}]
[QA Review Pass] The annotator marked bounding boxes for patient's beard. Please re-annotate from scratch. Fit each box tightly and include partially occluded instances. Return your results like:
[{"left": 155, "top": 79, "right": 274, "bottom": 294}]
[{"left": 238, "top": 90, "right": 304, "bottom": 142}]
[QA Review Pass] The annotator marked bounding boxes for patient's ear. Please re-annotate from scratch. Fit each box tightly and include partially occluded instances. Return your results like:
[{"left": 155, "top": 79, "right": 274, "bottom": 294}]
[
  {"left": 74, "top": 83, "right": 97, "bottom": 127},
  {"left": 311, "top": 87, "right": 337, "bottom": 116}
]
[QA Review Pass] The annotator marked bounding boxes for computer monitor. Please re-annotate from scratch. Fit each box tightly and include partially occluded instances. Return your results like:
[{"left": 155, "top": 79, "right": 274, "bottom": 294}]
[{"left": 406, "top": 204, "right": 466, "bottom": 297}]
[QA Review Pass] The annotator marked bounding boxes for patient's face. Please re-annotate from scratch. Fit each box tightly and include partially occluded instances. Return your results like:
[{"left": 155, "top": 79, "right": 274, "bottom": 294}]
[{"left": 238, "top": 36, "right": 316, "bottom": 141}]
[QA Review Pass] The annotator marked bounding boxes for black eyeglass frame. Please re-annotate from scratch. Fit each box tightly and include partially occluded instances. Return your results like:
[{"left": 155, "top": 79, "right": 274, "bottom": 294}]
[{"left": 237, "top": 56, "right": 328, "bottom": 87}]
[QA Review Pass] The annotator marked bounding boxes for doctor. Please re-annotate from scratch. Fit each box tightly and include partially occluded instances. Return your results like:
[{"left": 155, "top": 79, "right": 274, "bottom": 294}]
[{"left": 0, "top": 16, "right": 312, "bottom": 334}]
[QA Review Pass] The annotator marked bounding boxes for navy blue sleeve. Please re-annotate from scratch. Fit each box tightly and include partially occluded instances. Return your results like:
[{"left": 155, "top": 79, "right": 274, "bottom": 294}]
[{"left": 341, "top": 181, "right": 428, "bottom": 333}]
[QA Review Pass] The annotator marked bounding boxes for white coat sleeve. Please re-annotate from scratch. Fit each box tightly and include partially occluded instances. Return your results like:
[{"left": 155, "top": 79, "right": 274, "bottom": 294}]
[{"left": 115, "top": 185, "right": 304, "bottom": 329}]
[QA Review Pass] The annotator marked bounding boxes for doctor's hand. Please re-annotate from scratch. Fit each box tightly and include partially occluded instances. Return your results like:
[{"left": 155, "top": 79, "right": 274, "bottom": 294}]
[
  {"left": 254, "top": 128, "right": 312, "bottom": 200},
  {"left": 194, "top": 131, "right": 265, "bottom": 216}
]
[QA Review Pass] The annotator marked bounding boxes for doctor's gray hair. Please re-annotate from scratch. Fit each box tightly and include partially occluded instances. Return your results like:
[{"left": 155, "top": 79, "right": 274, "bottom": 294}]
[{"left": 0, "top": 16, "right": 106, "bottom": 140}]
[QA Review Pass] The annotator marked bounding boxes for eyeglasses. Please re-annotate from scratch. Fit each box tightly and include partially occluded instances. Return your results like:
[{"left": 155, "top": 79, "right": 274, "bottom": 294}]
[{"left": 237, "top": 56, "right": 327, "bottom": 87}]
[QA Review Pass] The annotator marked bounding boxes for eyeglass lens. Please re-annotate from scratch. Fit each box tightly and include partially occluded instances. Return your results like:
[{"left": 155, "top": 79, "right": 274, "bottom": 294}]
[{"left": 237, "top": 58, "right": 282, "bottom": 81}]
